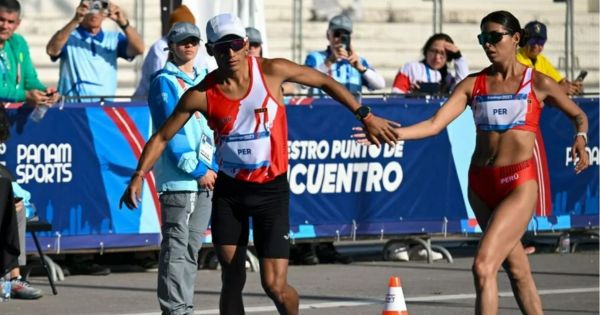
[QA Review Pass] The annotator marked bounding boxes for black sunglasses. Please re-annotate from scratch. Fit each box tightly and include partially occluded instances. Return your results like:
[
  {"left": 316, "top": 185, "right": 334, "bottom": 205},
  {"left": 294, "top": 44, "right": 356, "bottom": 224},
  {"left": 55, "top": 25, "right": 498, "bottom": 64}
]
[
  {"left": 209, "top": 38, "right": 245, "bottom": 54},
  {"left": 477, "top": 31, "right": 512, "bottom": 45},
  {"left": 176, "top": 37, "right": 200, "bottom": 46},
  {"left": 333, "top": 30, "right": 350, "bottom": 38}
]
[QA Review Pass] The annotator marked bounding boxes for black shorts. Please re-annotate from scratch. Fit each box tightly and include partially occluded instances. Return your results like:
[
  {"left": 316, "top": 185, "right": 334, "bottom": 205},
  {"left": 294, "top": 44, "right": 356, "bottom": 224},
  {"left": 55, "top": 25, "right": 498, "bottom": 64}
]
[{"left": 211, "top": 172, "right": 290, "bottom": 259}]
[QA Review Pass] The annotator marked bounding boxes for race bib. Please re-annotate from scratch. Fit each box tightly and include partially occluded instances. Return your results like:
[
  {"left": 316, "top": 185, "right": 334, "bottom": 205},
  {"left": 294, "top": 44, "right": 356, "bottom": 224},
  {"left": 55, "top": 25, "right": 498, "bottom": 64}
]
[
  {"left": 473, "top": 94, "right": 528, "bottom": 131},
  {"left": 219, "top": 131, "right": 271, "bottom": 170}
]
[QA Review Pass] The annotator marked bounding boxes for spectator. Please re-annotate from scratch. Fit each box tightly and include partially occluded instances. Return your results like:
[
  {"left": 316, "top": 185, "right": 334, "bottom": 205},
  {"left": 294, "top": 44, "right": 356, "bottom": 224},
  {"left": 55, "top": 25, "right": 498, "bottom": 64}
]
[
  {"left": 147, "top": 22, "right": 216, "bottom": 315},
  {"left": 245, "top": 27, "right": 263, "bottom": 57},
  {"left": 392, "top": 33, "right": 468, "bottom": 94},
  {"left": 133, "top": 5, "right": 213, "bottom": 99},
  {"left": 245, "top": 26, "right": 296, "bottom": 96},
  {"left": 0, "top": 108, "right": 43, "bottom": 299},
  {"left": 46, "top": 0, "right": 144, "bottom": 101},
  {"left": 0, "top": 0, "right": 60, "bottom": 106},
  {"left": 517, "top": 20, "right": 582, "bottom": 95},
  {"left": 304, "top": 14, "right": 385, "bottom": 97}
]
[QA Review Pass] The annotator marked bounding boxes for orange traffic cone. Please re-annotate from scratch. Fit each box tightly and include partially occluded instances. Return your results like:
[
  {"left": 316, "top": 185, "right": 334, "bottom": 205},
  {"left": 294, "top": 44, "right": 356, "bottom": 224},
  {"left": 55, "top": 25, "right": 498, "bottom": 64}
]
[{"left": 382, "top": 276, "right": 408, "bottom": 315}]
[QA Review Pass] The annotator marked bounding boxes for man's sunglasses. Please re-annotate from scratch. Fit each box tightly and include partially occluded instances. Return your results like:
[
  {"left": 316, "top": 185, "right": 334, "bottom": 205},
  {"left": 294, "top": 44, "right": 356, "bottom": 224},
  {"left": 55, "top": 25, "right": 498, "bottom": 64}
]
[
  {"left": 333, "top": 30, "right": 350, "bottom": 38},
  {"left": 209, "top": 38, "right": 245, "bottom": 54},
  {"left": 477, "top": 31, "right": 512, "bottom": 45}
]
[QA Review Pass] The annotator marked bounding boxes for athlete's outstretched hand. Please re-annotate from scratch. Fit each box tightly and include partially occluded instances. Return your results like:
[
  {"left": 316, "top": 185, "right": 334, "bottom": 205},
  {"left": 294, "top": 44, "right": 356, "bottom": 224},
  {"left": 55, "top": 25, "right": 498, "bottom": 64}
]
[
  {"left": 360, "top": 115, "right": 400, "bottom": 147},
  {"left": 119, "top": 176, "right": 143, "bottom": 210},
  {"left": 352, "top": 120, "right": 401, "bottom": 146},
  {"left": 571, "top": 136, "right": 589, "bottom": 174}
]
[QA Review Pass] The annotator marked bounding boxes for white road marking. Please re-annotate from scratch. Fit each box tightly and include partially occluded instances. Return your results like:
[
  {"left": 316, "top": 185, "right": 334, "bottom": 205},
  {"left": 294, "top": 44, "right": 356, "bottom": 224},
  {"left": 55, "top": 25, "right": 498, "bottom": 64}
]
[{"left": 112, "top": 287, "right": 599, "bottom": 315}]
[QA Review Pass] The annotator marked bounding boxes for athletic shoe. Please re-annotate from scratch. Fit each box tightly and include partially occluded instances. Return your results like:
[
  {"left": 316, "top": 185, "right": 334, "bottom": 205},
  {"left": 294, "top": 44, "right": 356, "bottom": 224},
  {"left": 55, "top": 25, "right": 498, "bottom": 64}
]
[{"left": 11, "top": 278, "right": 43, "bottom": 299}]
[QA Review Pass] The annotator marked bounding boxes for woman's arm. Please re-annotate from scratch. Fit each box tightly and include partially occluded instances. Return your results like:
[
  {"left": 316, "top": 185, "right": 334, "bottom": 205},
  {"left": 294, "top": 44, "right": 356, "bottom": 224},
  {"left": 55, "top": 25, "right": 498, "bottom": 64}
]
[
  {"left": 534, "top": 73, "right": 589, "bottom": 173},
  {"left": 395, "top": 76, "right": 473, "bottom": 140}
]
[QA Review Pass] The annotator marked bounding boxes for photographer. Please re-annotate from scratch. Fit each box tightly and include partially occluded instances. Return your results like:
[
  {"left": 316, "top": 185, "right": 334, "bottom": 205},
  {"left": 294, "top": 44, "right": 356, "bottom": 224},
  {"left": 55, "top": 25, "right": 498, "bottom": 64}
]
[
  {"left": 0, "top": 0, "right": 60, "bottom": 107},
  {"left": 392, "top": 33, "right": 469, "bottom": 95},
  {"left": 304, "top": 14, "right": 385, "bottom": 97},
  {"left": 46, "top": 0, "right": 144, "bottom": 101}
]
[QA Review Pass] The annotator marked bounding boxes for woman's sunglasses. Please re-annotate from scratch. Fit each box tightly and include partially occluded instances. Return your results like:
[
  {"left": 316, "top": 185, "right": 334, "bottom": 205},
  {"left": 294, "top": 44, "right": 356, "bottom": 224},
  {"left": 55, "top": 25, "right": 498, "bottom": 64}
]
[
  {"left": 477, "top": 31, "right": 512, "bottom": 45},
  {"left": 209, "top": 38, "right": 245, "bottom": 54},
  {"left": 176, "top": 38, "right": 200, "bottom": 47}
]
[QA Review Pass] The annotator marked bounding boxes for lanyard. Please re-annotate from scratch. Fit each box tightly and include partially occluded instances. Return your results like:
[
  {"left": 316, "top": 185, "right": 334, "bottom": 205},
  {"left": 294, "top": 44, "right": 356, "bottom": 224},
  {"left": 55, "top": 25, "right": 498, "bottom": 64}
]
[{"left": 424, "top": 63, "right": 432, "bottom": 82}]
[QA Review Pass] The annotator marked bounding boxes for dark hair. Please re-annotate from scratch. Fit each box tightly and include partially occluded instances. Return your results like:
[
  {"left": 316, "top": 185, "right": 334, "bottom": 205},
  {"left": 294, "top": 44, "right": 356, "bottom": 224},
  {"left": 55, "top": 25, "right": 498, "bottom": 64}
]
[
  {"left": 421, "top": 33, "right": 454, "bottom": 60},
  {"left": 0, "top": 108, "right": 10, "bottom": 144},
  {"left": 480, "top": 10, "right": 528, "bottom": 47},
  {"left": 421, "top": 33, "right": 455, "bottom": 92},
  {"left": 0, "top": 0, "right": 21, "bottom": 14}
]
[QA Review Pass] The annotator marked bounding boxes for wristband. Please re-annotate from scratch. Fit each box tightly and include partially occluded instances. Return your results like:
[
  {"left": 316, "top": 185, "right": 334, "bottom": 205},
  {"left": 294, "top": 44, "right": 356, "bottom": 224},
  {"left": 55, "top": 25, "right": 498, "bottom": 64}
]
[
  {"left": 119, "top": 19, "right": 130, "bottom": 30},
  {"left": 575, "top": 132, "right": 588, "bottom": 145}
]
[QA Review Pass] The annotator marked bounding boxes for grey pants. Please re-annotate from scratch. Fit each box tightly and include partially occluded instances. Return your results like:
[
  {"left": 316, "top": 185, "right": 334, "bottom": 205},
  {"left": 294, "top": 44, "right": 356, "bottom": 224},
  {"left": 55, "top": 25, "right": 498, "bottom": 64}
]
[
  {"left": 157, "top": 191, "right": 212, "bottom": 315},
  {"left": 17, "top": 206, "right": 26, "bottom": 266}
]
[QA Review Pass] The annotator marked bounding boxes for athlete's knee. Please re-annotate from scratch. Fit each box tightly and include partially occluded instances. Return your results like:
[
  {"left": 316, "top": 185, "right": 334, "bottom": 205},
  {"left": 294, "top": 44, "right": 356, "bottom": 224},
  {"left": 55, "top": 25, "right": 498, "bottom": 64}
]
[{"left": 472, "top": 255, "right": 498, "bottom": 282}]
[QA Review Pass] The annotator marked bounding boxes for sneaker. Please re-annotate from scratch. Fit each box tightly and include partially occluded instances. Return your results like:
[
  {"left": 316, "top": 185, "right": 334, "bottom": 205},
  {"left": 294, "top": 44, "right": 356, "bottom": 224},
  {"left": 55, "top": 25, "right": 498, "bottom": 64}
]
[{"left": 11, "top": 278, "right": 43, "bottom": 299}]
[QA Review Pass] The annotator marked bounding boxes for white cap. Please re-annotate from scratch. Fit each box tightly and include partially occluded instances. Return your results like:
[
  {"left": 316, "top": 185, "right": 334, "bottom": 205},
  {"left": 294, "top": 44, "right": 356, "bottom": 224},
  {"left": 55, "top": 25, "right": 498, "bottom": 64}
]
[{"left": 206, "top": 13, "right": 246, "bottom": 43}]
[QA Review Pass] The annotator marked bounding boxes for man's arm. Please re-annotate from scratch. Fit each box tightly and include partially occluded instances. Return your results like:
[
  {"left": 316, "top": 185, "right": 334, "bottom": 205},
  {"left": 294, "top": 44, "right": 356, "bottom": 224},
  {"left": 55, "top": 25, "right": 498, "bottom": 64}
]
[
  {"left": 46, "top": 2, "right": 87, "bottom": 58},
  {"left": 107, "top": 2, "right": 144, "bottom": 57},
  {"left": 264, "top": 58, "right": 397, "bottom": 146},
  {"left": 120, "top": 87, "right": 206, "bottom": 209},
  {"left": 147, "top": 77, "right": 209, "bottom": 178},
  {"left": 19, "top": 37, "right": 46, "bottom": 92}
]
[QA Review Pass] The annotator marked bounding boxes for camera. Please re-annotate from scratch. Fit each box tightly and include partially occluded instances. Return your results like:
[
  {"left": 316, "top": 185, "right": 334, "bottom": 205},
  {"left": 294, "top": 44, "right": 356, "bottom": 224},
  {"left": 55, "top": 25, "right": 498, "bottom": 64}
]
[
  {"left": 82, "top": 0, "right": 108, "bottom": 14},
  {"left": 340, "top": 33, "right": 351, "bottom": 51},
  {"left": 575, "top": 70, "right": 588, "bottom": 82}
]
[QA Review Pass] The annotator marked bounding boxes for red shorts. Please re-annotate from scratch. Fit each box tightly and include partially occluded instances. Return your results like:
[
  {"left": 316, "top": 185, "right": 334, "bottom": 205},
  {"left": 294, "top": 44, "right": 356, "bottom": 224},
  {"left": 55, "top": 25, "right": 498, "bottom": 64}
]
[{"left": 468, "top": 159, "right": 538, "bottom": 209}]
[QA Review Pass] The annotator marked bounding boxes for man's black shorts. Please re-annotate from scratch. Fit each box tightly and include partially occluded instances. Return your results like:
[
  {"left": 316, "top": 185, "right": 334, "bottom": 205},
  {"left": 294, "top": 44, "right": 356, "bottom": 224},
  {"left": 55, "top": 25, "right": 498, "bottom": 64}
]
[{"left": 211, "top": 172, "right": 290, "bottom": 259}]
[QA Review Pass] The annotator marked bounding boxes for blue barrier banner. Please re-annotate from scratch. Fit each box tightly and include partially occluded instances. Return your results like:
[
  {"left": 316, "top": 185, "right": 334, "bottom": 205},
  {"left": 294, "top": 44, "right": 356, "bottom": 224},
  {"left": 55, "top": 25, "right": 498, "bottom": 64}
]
[
  {"left": 533, "top": 99, "right": 599, "bottom": 230},
  {"left": 287, "top": 99, "right": 466, "bottom": 239},
  {"left": 1, "top": 102, "right": 161, "bottom": 252},
  {"left": 0, "top": 97, "right": 597, "bottom": 252}
]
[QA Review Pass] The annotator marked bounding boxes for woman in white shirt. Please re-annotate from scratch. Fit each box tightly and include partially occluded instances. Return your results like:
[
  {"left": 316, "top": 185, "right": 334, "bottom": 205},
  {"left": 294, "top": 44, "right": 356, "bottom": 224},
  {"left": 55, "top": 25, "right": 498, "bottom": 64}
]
[{"left": 392, "top": 33, "right": 468, "bottom": 94}]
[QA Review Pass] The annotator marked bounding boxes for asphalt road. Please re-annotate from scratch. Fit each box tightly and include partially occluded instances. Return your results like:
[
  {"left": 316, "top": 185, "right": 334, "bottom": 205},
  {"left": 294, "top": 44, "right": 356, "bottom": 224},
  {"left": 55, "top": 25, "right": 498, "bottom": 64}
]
[{"left": 1, "top": 244, "right": 598, "bottom": 315}]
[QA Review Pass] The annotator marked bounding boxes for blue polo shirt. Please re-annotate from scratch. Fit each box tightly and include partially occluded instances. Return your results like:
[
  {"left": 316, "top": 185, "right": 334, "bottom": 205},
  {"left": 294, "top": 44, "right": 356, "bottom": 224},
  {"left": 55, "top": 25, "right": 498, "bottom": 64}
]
[
  {"left": 304, "top": 47, "right": 371, "bottom": 97},
  {"left": 53, "top": 26, "right": 131, "bottom": 101}
]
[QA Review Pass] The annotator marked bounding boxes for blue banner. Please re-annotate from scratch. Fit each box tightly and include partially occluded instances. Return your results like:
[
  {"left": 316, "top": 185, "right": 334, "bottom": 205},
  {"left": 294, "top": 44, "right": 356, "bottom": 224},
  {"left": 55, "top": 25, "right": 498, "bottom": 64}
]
[
  {"left": 0, "top": 97, "right": 597, "bottom": 252},
  {"left": 287, "top": 99, "right": 466, "bottom": 239}
]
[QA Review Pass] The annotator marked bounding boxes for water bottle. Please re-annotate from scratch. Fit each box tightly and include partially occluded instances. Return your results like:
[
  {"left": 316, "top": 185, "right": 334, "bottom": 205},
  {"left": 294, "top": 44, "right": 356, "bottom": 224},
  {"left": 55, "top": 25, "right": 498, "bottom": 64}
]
[
  {"left": 30, "top": 104, "right": 50, "bottom": 122},
  {"left": 559, "top": 233, "right": 571, "bottom": 254},
  {"left": 1, "top": 276, "right": 11, "bottom": 302}
]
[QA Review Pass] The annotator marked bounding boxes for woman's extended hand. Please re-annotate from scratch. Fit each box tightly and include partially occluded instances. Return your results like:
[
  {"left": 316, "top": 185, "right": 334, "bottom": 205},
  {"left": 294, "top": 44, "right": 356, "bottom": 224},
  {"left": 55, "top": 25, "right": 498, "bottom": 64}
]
[{"left": 572, "top": 136, "right": 589, "bottom": 174}]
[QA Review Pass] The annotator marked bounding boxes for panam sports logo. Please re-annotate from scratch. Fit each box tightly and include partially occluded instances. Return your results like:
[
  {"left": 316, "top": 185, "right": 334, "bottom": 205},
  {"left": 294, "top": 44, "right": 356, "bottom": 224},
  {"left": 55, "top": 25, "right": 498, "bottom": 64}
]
[{"left": 15, "top": 143, "right": 73, "bottom": 184}]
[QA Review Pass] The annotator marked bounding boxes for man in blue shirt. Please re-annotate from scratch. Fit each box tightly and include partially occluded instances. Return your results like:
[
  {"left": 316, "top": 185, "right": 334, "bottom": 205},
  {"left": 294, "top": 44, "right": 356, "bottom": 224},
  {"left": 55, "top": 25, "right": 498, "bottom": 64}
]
[
  {"left": 46, "top": 0, "right": 144, "bottom": 101},
  {"left": 304, "top": 14, "right": 384, "bottom": 97}
]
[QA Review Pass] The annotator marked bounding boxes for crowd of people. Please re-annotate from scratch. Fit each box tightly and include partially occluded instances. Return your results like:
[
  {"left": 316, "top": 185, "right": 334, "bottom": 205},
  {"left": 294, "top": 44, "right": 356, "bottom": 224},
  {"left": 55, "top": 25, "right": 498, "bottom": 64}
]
[{"left": 1, "top": 1, "right": 592, "bottom": 314}]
